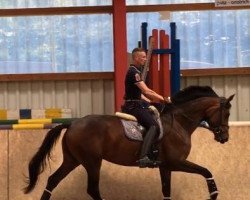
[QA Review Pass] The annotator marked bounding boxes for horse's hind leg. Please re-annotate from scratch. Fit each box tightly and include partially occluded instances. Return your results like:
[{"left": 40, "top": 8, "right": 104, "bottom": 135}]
[
  {"left": 40, "top": 159, "right": 78, "bottom": 200},
  {"left": 40, "top": 140, "right": 79, "bottom": 200},
  {"left": 83, "top": 159, "right": 103, "bottom": 200},
  {"left": 159, "top": 167, "right": 172, "bottom": 200}
]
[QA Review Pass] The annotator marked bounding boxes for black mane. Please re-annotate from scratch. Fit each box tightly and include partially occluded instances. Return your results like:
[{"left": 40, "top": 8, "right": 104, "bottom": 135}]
[{"left": 171, "top": 86, "right": 218, "bottom": 105}]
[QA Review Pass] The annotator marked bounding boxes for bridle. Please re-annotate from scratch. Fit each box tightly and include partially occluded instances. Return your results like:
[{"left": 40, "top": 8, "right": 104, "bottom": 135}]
[
  {"left": 206, "top": 97, "right": 230, "bottom": 136},
  {"left": 160, "top": 97, "right": 230, "bottom": 137}
]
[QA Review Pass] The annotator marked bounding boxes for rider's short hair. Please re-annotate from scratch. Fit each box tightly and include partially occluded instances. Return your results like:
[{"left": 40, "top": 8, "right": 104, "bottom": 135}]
[{"left": 132, "top": 48, "right": 145, "bottom": 59}]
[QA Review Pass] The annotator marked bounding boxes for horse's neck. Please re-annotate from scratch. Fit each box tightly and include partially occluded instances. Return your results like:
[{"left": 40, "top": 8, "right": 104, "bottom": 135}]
[{"left": 173, "top": 98, "right": 217, "bottom": 133}]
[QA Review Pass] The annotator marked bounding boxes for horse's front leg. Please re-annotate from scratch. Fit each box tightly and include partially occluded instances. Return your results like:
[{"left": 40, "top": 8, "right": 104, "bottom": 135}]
[
  {"left": 205, "top": 177, "right": 218, "bottom": 200},
  {"left": 159, "top": 167, "right": 172, "bottom": 200},
  {"left": 170, "top": 160, "right": 218, "bottom": 200}
]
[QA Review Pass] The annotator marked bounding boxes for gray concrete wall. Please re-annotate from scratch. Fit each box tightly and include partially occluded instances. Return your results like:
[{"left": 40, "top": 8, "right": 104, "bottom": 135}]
[{"left": 0, "top": 126, "right": 249, "bottom": 200}]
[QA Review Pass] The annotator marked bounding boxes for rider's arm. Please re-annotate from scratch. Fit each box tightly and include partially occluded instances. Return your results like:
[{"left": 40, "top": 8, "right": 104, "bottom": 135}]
[
  {"left": 141, "top": 94, "right": 151, "bottom": 103},
  {"left": 135, "top": 81, "right": 164, "bottom": 103}
]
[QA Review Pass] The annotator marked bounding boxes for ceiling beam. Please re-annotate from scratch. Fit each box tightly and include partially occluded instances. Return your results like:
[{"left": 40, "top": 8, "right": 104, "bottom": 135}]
[
  {"left": 0, "top": 3, "right": 249, "bottom": 17},
  {"left": 0, "top": 6, "right": 112, "bottom": 17},
  {"left": 127, "top": 3, "right": 250, "bottom": 12}
]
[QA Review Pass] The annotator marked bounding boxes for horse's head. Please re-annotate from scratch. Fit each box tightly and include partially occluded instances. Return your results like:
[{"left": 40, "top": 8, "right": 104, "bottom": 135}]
[{"left": 205, "top": 94, "right": 235, "bottom": 143}]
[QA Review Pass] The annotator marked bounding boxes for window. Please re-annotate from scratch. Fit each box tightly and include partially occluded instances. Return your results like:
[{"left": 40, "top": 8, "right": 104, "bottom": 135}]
[
  {"left": 0, "top": 15, "right": 114, "bottom": 73},
  {"left": 0, "top": 0, "right": 112, "bottom": 8},
  {"left": 127, "top": 10, "right": 250, "bottom": 69},
  {"left": 0, "top": 0, "right": 249, "bottom": 73}
]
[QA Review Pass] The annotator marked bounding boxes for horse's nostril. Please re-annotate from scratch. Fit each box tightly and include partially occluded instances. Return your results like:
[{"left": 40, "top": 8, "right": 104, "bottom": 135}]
[{"left": 220, "top": 138, "right": 228, "bottom": 144}]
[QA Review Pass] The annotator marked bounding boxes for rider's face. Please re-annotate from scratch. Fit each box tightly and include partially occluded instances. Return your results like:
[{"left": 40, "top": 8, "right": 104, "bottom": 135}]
[{"left": 134, "top": 51, "right": 147, "bottom": 67}]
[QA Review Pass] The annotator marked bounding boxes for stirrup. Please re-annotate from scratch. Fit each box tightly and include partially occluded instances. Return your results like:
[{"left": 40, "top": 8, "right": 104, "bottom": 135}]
[{"left": 136, "top": 156, "right": 161, "bottom": 168}]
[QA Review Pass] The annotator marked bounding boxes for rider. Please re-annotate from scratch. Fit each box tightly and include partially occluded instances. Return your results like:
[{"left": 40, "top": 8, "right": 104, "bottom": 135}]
[{"left": 122, "top": 47, "right": 171, "bottom": 168}]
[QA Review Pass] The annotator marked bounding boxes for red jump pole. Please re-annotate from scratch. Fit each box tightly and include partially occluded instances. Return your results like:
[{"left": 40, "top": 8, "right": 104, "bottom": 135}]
[
  {"left": 112, "top": 0, "right": 127, "bottom": 111},
  {"left": 149, "top": 29, "right": 160, "bottom": 93},
  {"left": 159, "top": 30, "right": 171, "bottom": 97}
]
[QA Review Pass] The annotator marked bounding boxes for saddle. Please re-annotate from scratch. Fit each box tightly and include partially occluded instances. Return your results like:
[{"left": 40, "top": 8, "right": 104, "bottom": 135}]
[{"left": 115, "top": 106, "right": 164, "bottom": 141}]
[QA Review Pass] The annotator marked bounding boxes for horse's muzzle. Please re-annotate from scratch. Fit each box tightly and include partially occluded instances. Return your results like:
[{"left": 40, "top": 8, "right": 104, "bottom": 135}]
[
  {"left": 214, "top": 129, "right": 229, "bottom": 144},
  {"left": 217, "top": 137, "right": 228, "bottom": 144}
]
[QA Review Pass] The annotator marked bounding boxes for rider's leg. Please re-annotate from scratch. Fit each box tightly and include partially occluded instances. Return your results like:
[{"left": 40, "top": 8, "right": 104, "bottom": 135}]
[
  {"left": 136, "top": 108, "right": 161, "bottom": 167},
  {"left": 137, "top": 125, "right": 161, "bottom": 168},
  {"left": 122, "top": 104, "right": 160, "bottom": 167}
]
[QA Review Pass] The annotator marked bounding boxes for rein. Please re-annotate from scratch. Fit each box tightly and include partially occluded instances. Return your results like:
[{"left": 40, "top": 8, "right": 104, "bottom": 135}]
[
  {"left": 160, "top": 97, "right": 229, "bottom": 133},
  {"left": 160, "top": 103, "right": 199, "bottom": 125}
]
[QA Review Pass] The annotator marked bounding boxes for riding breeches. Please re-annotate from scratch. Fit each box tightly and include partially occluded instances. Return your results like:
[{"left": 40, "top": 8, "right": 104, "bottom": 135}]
[{"left": 121, "top": 101, "right": 159, "bottom": 132}]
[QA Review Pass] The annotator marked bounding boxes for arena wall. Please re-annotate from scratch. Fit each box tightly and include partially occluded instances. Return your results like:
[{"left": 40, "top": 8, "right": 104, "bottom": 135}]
[
  {"left": 0, "top": 74, "right": 249, "bottom": 121},
  {"left": 181, "top": 75, "right": 250, "bottom": 121},
  {"left": 0, "top": 126, "right": 249, "bottom": 200}
]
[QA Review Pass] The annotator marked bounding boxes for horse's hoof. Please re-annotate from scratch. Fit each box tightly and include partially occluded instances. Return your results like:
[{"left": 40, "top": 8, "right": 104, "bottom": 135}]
[{"left": 209, "top": 191, "right": 219, "bottom": 200}]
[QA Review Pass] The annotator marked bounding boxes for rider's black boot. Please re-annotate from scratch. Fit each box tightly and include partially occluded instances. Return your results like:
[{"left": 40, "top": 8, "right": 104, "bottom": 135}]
[{"left": 137, "top": 126, "right": 161, "bottom": 168}]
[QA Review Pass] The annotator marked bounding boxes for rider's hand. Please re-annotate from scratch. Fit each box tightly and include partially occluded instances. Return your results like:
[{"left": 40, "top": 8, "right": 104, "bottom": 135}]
[
  {"left": 164, "top": 96, "right": 172, "bottom": 104},
  {"left": 160, "top": 96, "right": 172, "bottom": 104}
]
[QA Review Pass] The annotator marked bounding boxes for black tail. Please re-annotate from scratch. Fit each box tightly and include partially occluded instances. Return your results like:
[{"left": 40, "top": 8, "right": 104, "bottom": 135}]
[{"left": 24, "top": 123, "right": 70, "bottom": 194}]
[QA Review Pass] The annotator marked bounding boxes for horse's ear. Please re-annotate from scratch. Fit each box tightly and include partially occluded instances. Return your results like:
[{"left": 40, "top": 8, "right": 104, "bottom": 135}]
[{"left": 226, "top": 94, "right": 235, "bottom": 104}]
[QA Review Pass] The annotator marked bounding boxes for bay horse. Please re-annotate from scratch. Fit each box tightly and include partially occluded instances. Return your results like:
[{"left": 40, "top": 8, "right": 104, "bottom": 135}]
[{"left": 24, "top": 86, "right": 234, "bottom": 200}]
